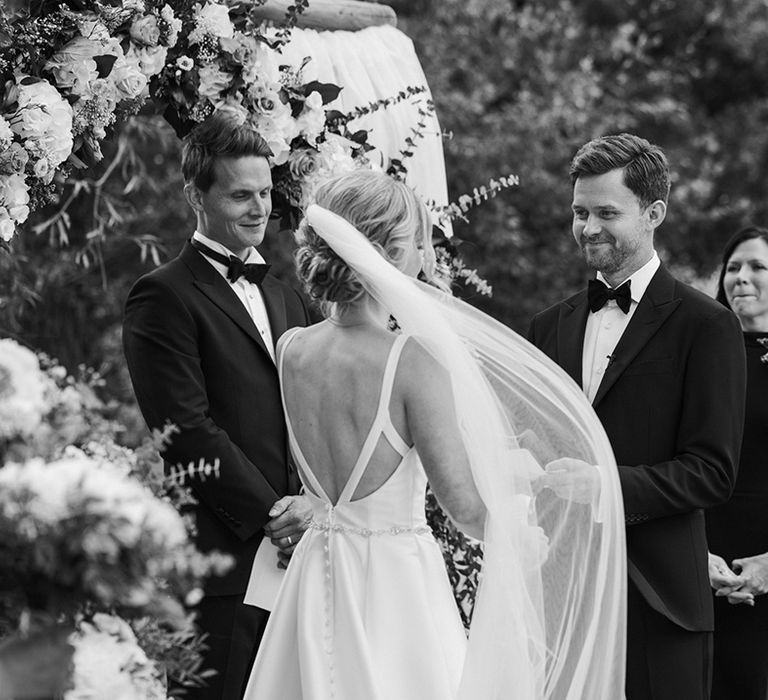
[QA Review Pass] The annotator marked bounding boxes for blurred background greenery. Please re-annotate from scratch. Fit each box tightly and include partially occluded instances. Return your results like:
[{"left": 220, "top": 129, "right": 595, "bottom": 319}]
[{"left": 2, "top": 0, "right": 767, "bottom": 443}]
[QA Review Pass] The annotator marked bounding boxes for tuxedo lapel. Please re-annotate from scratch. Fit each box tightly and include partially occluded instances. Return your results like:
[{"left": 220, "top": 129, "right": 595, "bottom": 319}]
[
  {"left": 592, "top": 267, "right": 681, "bottom": 407},
  {"left": 557, "top": 290, "right": 590, "bottom": 388},
  {"left": 181, "top": 244, "right": 272, "bottom": 358}
]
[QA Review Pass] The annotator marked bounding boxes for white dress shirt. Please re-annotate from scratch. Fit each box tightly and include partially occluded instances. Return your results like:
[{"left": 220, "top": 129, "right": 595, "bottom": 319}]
[
  {"left": 582, "top": 252, "right": 660, "bottom": 402},
  {"left": 192, "top": 231, "right": 276, "bottom": 362}
]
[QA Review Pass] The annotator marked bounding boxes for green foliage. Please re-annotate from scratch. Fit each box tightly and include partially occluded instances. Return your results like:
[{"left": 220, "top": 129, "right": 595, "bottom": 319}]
[{"left": 399, "top": 0, "right": 768, "bottom": 331}]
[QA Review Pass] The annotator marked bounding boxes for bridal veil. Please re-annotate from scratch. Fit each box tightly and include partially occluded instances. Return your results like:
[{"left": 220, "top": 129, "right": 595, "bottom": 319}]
[{"left": 305, "top": 204, "right": 626, "bottom": 699}]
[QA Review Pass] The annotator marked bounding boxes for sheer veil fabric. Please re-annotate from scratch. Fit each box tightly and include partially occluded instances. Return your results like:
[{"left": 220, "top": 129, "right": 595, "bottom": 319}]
[{"left": 305, "top": 204, "right": 626, "bottom": 699}]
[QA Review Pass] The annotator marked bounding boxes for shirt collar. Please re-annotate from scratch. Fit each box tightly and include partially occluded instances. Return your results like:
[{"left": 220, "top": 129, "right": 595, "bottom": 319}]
[
  {"left": 192, "top": 231, "right": 266, "bottom": 265},
  {"left": 597, "top": 251, "right": 660, "bottom": 303}
]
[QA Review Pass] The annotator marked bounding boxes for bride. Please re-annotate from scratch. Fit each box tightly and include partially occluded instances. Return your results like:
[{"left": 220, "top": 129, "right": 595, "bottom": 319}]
[{"left": 243, "top": 170, "right": 626, "bottom": 699}]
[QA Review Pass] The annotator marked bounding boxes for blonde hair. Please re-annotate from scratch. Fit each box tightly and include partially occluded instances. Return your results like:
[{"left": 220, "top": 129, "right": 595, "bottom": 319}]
[{"left": 295, "top": 170, "right": 432, "bottom": 316}]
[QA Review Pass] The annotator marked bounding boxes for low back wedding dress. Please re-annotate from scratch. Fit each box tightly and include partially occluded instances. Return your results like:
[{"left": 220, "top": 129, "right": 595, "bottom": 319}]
[
  {"left": 243, "top": 330, "right": 468, "bottom": 699},
  {"left": 244, "top": 205, "right": 627, "bottom": 699}
]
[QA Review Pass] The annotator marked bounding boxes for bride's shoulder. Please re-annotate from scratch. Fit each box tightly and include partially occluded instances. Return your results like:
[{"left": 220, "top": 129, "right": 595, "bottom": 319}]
[{"left": 398, "top": 334, "right": 449, "bottom": 381}]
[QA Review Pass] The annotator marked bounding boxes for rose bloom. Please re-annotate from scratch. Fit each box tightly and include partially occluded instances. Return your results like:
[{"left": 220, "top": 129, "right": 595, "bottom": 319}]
[
  {"left": 126, "top": 44, "right": 167, "bottom": 78},
  {"left": 216, "top": 100, "right": 249, "bottom": 126},
  {"left": 0, "top": 173, "right": 30, "bottom": 222},
  {"left": 288, "top": 147, "right": 319, "bottom": 180},
  {"left": 197, "top": 62, "right": 234, "bottom": 103},
  {"left": 110, "top": 58, "right": 148, "bottom": 100},
  {"left": 129, "top": 14, "right": 160, "bottom": 47},
  {"left": 188, "top": 1, "right": 235, "bottom": 44},
  {"left": 45, "top": 36, "right": 105, "bottom": 95},
  {"left": 0, "top": 143, "right": 29, "bottom": 175},
  {"left": 10, "top": 77, "right": 74, "bottom": 168},
  {"left": 0, "top": 116, "right": 12, "bottom": 143},
  {"left": 0, "top": 208, "right": 16, "bottom": 241}
]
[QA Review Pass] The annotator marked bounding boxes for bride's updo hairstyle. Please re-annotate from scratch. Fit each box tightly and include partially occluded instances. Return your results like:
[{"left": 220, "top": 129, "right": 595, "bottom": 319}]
[{"left": 295, "top": 170, "right": 431, "bottom": 316}]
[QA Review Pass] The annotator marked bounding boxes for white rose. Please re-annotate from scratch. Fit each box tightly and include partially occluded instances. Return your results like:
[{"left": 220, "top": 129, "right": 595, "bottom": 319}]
[
  {"left": 0, "top": 208, "right": 15, "bottom": 241},
  {"left": 10, "top": 78, "right": 74, "bottom": 168},
  {"left": 130, "top": 15, "right": 160, "bottom": 47},
  {"left": 197, "top": 63, "right": 232, "bottom": 103},
  {"left": 126, "top": 44, "right": 167, "bottom": 78},
  {"left": 0, "top": 173, "right": 30, "bottom": 222},
  {"left": 45, "top": 37, "right": 102, "bottom": 94},
  {"left": 0, "top": 116, "right": 13, "bottom": 143},
  {"left": 216, "top": 100, "right": 248, "bottom": 125},
  {"left": 111, "top": 59, "right": 148, "bottom": 100}
]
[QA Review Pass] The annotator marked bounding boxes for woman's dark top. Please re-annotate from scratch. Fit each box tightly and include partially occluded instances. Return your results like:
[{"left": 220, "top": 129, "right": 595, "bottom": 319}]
[{"left": 707, "top": 331, "right": 768, "bottom": 700}]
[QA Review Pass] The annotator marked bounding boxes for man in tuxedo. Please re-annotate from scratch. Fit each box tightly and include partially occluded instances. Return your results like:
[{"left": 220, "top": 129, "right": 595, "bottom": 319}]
[
  {"left": 529, "top": 133, "right": 746, "bottom": 699},
  {"left": 123, "top": 111, "right": 311, "bottom": 699}
]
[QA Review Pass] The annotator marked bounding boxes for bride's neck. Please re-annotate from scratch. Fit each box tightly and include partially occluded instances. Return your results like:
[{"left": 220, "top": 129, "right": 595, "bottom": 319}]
[{"left": 327, "top": 297, "right": 388, "bottom": 328}]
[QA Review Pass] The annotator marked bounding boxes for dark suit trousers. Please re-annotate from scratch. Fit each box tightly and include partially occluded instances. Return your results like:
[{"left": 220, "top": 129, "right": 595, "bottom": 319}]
[
  {"left": 177, "top": 595, "right": 268, "bottom": 700},
  {"left": 626, "top": 582, "right": 713, "bottom": 700}
]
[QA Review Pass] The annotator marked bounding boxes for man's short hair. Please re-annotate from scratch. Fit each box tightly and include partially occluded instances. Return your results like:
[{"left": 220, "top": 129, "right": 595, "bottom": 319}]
[
  {"left": 569, "top": 133, "right": 670, "bottom": 208},
  {"left": 181, "top": 111, "right": 273, "bottom": 192}
]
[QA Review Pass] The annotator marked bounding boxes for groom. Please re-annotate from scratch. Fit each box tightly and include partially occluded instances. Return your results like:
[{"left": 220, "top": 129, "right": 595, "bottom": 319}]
[
  {"left": 529, "top": 133, "right": 746, "bottom": 699},
  {"left": 123, "top": 112, "right": 311, "bottom": 698}
]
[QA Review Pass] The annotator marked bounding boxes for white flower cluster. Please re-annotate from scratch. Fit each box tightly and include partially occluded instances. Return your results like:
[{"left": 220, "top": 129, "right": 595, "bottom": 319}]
[
  {"left": 66, "top": 613, "right": 166, "bottom": 700},
  {"left": 0, "top": 450, "right": 187, "bottom": 553},
  {"left": 188, "top": 2, "right": 331, "bottom": 164},
  {"left": 0, "top": 3, "right": 181, "bottom": 241},
  {"left": 0, "top": 338, "right": 53, "bottom": 440},
  {"left": 287, "top": 133, "right": 371, "bottom": 208}
]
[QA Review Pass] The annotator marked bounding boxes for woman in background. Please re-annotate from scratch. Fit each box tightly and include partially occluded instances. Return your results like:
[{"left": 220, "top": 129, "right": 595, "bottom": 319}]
[{"left": 707, "top": 225, "right": 768, "bottom": 700}]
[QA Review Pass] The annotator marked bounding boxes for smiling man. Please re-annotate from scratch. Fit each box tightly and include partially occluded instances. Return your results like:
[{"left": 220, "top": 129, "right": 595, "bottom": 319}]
[
  {"left": 123, "top": 111, "right": 311, "bottom": 699},
  {"left": 529, "top": 133, "right": 746, "bottom": 700}
]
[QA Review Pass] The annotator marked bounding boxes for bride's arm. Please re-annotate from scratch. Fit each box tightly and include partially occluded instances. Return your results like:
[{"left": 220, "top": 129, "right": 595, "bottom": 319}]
[{"left": 401, "top": 338, "right": 486, "bottom": 541}]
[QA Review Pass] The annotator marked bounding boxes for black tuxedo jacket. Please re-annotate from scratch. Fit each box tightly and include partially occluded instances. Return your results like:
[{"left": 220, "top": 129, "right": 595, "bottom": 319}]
[
  {"left": 123, "top": 242, "right": 310, "bottom": 596},
  {"left": 529, "top": 265, "right": 746, "bottom": 631}
]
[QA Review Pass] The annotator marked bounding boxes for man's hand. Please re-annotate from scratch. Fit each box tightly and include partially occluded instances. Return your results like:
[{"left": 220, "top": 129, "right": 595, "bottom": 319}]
[
  {"left": 709, "top": 551, "right": 754, "bottom": 606},
  {"left": 263, "top": 495, "right": 313, "bottom": 569},
  {"left": 538, "top": 457, "right": 601, "bottom": 506},
  {"left": 731, "top": 552, "right": 768, "bottom": 600}
]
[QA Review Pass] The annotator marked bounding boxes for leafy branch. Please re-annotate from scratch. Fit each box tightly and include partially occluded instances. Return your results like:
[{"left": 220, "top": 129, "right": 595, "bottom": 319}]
[{"left": 430, "top": 173, "right": 520, "bottom": 225}]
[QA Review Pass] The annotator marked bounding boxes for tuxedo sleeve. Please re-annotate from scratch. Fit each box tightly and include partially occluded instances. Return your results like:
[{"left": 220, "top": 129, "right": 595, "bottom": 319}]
[
  {"left": 123, "top": 274, "right": 279, "bottom": 541},
  {"left": 618, "top": 306, "right": 746, "bottom": 519}
]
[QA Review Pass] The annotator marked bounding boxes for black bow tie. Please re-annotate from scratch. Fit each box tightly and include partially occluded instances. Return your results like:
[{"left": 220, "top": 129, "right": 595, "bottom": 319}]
[
  {"left": 588, "top": 278, "right": 632, "bottom": 314},
  {"left": 191, "top": 239, "right": 270, "bottom": 285}
]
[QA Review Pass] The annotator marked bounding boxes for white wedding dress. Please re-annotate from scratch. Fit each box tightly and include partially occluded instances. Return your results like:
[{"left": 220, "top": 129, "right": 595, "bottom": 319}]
[
  {"left": 245, "top": 205, "right": 627, "bottom": 699},
  {"left": 242, "top": 331, "right": 468, "bottom": 700}
]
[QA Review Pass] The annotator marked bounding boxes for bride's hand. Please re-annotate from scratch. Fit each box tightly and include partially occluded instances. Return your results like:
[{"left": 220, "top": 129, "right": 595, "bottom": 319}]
[
  {"left": 537, "top": 458, "right": 601, "bottom": 506},
  {"left": 264, "top": 495, "right": 313, "bottom": 566}
]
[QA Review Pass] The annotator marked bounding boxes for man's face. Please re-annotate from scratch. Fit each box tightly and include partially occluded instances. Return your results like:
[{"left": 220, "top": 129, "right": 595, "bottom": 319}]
[
  {"left": 186, "top": 155, "right": 273, "bottom": 255},
  {"left": 571, "top": 168, "right": 660, "bottom": 284}
]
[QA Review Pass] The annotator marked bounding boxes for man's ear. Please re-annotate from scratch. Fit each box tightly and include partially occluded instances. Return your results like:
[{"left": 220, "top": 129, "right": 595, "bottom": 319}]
[
  {"left": 647, "top": 199, "right": 667, "bottom": 230},
  {"left": 184, "top": 182, "right": 204, "bottom": 212}
]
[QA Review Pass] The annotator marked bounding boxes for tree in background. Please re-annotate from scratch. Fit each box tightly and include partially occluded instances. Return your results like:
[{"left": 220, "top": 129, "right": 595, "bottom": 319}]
[{"left": 396, "top": 0, "right": 768, "bottom": 330}]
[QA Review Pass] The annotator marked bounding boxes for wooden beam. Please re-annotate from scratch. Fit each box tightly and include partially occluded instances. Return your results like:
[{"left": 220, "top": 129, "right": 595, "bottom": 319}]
[{"left": 250, "top": 0, "right": 397, "bottom": 31}]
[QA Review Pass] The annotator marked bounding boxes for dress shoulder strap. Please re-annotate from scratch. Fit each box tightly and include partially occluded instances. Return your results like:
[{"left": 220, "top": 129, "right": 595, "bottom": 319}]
[{"left": 337, "top": 333, "right": 410, "bottom": 503}]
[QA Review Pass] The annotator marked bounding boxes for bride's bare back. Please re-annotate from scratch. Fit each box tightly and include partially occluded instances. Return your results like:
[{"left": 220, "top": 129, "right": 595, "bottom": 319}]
[{"left": 279, "top": 323, "right": 412, "bottom": 504}]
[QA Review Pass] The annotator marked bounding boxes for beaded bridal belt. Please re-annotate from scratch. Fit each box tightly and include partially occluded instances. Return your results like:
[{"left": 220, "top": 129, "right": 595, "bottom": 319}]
[{"left": 309, "top": 520, "right": 431, "bottom": 537}]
